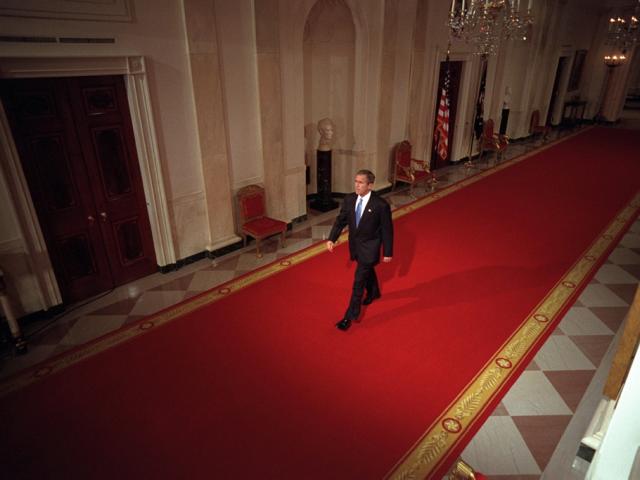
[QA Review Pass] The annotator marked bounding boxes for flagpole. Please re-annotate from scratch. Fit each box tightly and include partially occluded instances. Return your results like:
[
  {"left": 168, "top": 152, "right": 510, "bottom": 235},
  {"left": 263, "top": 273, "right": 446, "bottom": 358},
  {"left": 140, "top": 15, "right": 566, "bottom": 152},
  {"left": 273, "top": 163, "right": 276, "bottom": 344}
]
[
  {"left": 431, "top": 41, "right": 451, "bottom": 184},
  {"left": 465, "top": 54, "right": 488, "bottom": 170}
]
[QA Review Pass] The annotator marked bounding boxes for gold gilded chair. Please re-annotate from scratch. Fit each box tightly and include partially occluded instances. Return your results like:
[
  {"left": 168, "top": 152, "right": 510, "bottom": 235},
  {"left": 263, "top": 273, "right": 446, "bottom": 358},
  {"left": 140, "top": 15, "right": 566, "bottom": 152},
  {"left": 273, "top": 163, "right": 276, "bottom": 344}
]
[
  {"left": 478, "top": 119, "right": 509, "bottom": 164},
  {"left": 391, "top": 140, "right": 432, "bottom": 195},
  {"left": 237, "top": 185, "right": 286, "bottom": 258}
]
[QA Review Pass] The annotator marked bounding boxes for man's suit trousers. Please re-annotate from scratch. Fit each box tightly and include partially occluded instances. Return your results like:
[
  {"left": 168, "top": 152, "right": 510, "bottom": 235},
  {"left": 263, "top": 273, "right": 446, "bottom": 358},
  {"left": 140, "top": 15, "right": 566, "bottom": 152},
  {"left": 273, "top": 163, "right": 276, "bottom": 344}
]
[{"left": 344, "top": 262, "right": 380, "bottom": 320}]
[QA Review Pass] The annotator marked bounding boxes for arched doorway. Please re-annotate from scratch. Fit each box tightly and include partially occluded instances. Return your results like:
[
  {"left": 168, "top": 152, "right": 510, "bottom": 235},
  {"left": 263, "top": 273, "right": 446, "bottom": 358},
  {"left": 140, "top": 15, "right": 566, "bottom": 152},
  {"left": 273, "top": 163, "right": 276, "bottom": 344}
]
[{"left": 303, "top": 0, "right": 356, "bottom": 195}]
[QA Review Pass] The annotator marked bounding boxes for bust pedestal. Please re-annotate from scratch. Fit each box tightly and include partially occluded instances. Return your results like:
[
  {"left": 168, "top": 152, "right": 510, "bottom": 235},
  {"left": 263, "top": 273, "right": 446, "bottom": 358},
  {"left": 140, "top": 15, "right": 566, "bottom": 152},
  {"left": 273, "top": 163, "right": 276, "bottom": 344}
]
[
  {"left": 310, "top": 150, "right": 338, "bottom": 212},
  {"left": 499, "top": 108, "right": 510, "bottom": 135}
]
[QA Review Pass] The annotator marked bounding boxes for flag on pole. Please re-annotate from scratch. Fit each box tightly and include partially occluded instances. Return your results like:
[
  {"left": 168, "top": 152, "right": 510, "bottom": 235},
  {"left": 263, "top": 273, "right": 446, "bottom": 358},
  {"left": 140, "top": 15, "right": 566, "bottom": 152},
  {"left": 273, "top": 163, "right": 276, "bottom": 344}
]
[
  {"left": 474, "top": 55, "right": 488, "bottom": 139},
  {"left": 434, "top": 62, "right": 450, "bottom": 161}
]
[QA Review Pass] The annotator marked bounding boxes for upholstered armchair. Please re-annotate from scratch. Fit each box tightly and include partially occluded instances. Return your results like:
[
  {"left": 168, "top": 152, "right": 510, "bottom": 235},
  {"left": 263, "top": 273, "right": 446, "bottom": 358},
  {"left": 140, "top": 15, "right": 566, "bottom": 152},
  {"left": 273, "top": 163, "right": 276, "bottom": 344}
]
[
  {"left": 529, "top": 110, "right": 550, "bottom": 144},
  {"left": 478, "top": 119, "right": 509, "bottom": 164},
  {"left": 392, "top": 140, "right": 432, "bottom": 195},
  {"left": 237, "top": 185, "right": 287, "bottom": 258}
]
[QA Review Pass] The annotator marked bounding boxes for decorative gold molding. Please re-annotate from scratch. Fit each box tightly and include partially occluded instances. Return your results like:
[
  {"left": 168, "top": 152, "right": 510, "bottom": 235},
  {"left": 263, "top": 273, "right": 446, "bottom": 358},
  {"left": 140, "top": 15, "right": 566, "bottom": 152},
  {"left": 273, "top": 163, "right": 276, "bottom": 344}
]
[{"left": 446, "top": 459, "right": 479, "bottom": 480}]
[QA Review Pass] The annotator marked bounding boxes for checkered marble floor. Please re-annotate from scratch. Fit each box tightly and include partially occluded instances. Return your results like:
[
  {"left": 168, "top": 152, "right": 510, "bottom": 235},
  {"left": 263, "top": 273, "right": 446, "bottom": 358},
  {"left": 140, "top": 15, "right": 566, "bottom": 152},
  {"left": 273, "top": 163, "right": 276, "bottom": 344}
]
[
  {"left": 1, "top": 124, "right": 638, "bottom": 479},
  {"left": 460, "top": 238, "right": 639, "bottom": 479}
]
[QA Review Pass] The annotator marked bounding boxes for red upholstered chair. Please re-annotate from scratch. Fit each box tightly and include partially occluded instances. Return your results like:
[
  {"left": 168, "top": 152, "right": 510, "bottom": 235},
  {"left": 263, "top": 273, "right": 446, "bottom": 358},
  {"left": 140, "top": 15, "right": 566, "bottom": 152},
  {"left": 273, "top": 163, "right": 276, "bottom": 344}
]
[
  {"left": 529, "top": 109, "right": 550, "bottom": 144},
  {"left": 237, "top": 185, "right": 286, "bottom": 258},
  {"left": 392, "top": 140, "right": 432, "bottom": 195},
  {"left": 478, "top": 118, "right": 509, "bottom": 164}
]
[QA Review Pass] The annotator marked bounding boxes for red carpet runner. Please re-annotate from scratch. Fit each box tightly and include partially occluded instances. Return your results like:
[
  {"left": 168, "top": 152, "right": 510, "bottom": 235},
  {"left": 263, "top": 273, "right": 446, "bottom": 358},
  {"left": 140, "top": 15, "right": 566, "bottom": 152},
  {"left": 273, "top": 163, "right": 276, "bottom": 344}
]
[{"left": 1, "top": 128, "right": 639, "bottom": 479}]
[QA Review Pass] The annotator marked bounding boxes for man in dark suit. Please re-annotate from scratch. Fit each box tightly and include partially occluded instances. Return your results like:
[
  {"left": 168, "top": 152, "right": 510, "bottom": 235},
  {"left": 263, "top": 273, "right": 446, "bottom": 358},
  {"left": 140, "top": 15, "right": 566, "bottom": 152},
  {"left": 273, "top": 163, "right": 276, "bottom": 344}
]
[{"left": 326, "top": 169, "right": 393, "bottom": 331}]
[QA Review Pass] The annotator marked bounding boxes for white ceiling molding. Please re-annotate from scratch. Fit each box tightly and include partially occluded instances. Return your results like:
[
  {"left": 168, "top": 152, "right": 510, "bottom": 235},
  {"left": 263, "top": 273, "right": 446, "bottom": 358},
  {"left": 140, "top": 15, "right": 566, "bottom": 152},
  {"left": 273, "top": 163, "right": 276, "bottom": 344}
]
[{"left": 0, "top": 0, "right": 134, "bottom": 23}]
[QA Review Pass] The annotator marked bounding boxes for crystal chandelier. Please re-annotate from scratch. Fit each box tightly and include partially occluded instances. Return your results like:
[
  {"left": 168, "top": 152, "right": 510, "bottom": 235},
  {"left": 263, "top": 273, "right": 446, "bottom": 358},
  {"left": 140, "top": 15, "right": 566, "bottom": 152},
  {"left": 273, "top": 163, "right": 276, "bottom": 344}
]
[
  {"left": 605, "top": 1, "right": 640, "bottom": 53},
  {"left": 448, "top": 0, "right": 534, "bottom": 55}
]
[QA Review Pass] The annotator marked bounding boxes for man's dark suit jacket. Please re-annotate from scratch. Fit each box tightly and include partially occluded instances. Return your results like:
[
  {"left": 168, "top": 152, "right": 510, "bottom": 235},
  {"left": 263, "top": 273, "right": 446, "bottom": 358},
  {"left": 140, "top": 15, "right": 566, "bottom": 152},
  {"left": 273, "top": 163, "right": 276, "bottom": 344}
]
[{"left": 328, "top": 192, "right": 393, "bottom": 266}]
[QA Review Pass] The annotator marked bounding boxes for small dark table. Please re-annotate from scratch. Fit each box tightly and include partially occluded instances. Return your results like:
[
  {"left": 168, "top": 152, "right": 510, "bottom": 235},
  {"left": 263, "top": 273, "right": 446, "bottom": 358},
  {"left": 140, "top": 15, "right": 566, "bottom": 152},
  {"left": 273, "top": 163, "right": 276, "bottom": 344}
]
[{"left": 561, "top": 100, "right": 587, "bottom": 128}]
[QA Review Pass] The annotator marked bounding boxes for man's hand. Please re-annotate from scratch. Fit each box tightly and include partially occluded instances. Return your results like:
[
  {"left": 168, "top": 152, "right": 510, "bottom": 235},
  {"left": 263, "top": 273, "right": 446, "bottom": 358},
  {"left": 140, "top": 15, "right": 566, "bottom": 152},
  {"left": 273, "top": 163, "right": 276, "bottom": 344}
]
[
  {"left": 326, "top": 241, "right": 335, "bottom": 253},
  {"left": 382, "top": 257, "right": 392, "bottom": 263}
]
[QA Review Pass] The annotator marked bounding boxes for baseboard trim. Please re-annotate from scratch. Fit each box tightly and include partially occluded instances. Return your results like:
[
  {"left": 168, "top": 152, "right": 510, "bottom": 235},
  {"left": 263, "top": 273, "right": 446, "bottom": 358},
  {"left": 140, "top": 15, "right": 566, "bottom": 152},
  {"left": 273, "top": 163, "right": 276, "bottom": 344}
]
[
  {"left": 160, "top": 217, "right": 310, "bottom": 271},
  {"left": 16, "top": 303, "right": 66, "bottom": 324},
  {"left": 290, "top": 214, "right": 307, "bottom": 226}
]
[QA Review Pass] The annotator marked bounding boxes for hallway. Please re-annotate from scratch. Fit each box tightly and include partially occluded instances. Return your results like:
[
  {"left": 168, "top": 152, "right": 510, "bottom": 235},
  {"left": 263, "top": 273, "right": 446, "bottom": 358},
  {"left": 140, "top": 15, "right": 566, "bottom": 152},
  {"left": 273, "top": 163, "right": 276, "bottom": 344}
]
[{"left": 2, "top": 122, "right": 638, "bottom": 478}]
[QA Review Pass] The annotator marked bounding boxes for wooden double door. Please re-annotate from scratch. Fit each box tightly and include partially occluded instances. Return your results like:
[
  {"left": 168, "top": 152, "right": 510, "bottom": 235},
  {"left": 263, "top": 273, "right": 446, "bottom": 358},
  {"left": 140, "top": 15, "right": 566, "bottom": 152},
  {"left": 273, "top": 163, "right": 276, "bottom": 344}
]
[{"left": 1, "top": 75, "right": 157, "bottom": 304}]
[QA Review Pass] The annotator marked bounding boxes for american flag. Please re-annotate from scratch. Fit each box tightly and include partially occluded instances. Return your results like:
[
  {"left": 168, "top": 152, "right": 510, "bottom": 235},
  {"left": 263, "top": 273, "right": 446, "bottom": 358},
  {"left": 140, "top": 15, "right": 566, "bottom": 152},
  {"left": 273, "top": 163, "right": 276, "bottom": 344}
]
[
  {"left": 434, "top": 65, "right": 450, "bottom": 161},
  {"left": 474, "top": 55, "right": 488, "bottom": 139}
]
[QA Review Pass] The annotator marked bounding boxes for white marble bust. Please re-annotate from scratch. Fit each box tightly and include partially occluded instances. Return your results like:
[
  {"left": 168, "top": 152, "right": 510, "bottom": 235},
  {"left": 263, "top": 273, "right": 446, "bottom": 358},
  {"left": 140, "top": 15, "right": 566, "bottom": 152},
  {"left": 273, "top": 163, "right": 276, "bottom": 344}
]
[
  {"left": 317, "top": 118, "right": 336, "bottom": 151},
  {"left": 503, "top": 86, "right": 512, "bottom": 110}
]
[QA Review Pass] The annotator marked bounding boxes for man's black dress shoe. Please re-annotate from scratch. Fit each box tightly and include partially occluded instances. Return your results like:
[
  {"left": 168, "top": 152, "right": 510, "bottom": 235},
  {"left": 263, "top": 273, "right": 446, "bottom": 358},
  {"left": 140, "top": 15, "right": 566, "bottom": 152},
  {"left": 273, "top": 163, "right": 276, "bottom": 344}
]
[
  {"left": 336, "top": 318, "right": 352, "bottom": 331},
  {"left": 362, "top": 293, "right": 381, "bottom": 305}
]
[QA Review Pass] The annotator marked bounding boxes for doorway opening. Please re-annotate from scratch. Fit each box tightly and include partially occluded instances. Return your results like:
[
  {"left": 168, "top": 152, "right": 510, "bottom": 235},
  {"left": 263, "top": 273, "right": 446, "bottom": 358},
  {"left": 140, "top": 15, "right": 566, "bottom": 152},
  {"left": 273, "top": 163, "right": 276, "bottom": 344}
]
[{"left": 547, "top": 56, "right": 568, "bottom": 126}]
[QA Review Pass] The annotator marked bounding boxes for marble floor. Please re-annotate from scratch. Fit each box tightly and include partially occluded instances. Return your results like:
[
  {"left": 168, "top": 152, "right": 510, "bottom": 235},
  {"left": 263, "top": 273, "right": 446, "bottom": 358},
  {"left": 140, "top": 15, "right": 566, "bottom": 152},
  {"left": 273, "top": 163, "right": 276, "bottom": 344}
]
[{"left": 1, "top": 120, "right": 638, "bottom": 479}]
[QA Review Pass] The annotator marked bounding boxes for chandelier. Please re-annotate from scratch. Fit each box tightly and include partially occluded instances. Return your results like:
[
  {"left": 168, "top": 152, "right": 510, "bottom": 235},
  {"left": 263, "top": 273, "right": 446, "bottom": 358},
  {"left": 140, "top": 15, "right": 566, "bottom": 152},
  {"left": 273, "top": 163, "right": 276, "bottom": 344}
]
[
  {"left": 603, "top": 53, "right": 627, "bottom": 67},
  {"left": 605, "top": 1, "right": 640, "bottom": 53},
  {"left": 448, "top": 0, "right": 533, "bottom": 55}
]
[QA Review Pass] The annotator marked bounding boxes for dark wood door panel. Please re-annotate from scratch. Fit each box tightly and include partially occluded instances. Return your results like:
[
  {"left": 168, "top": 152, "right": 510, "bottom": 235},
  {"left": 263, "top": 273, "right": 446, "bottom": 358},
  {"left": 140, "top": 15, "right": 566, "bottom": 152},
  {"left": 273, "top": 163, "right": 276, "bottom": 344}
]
[
  {"left": 109, "top": 215, "right": 158, "bottom": 283},
  {"left": 53, "top": 232, "right": 112, "bottom": 300},
  {"left": 92, "top": 126, "right": 135, "bottom": 199},
  {"left": 68, "top": 75, "right": 157, "bottom": 285},
  {"left": 1, "top": 78, "right": 114, "bottom": 302},
  {"left": 1, "top": 75, "right": 157, "bottom": 304},
  {"left": 29, "top": 134, "right": 80, "bottom": 214}
]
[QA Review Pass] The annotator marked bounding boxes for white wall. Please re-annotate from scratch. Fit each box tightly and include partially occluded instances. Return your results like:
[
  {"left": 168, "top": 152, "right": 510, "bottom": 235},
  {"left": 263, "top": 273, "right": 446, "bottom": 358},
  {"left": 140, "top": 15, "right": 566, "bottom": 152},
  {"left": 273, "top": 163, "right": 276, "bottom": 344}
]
[
  {"left": 587, "top": 350, "right": 640, "bottom": 479},
  {"left": 0, "top": 157, "right": 42, "bottom": 315},
  {"left": 214, "top": 0, "right": 264, "bottom": 190},
  {"left": 0, "top": 0, "right": 205, "bottom": 259},
  {"left": 628, "top": 53, "right": 640, "bottom": 95},
  {"left": 0, "top": 0, "right": 206, "bottom": 312}
]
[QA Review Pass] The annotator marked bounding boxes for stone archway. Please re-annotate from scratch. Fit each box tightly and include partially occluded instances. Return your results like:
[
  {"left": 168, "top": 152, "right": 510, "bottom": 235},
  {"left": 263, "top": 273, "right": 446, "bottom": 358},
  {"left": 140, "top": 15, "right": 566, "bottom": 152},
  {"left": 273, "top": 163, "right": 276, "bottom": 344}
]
[
  {"left": 303, "top": 0, "right": 356, "bottom": 194},
  {"left": 279, "top": 0, "right": 385, "bottom": 198}
]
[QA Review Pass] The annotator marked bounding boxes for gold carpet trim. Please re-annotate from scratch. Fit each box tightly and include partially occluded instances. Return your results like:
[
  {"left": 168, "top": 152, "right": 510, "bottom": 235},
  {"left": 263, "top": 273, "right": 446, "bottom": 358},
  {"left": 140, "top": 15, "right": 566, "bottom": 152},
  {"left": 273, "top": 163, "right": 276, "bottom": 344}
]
[
  {"left": 387, "top": 191, "right": 640, "bottom": 480},
  {"left": 0, "top": 128, "right": 593, "bottom": 398}
]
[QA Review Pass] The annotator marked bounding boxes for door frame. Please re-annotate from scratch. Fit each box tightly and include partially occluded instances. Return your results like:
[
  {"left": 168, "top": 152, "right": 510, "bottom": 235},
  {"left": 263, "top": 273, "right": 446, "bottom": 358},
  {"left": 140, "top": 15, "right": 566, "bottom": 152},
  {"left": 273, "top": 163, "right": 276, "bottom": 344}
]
[
  {"left": 547, "top": 48, "right": 574, "bottom": 126},
  {"left": 0, "top": 56, "right": 175, "bottom": 309},
  {"left": 425, "top": 47, "right": 476, "bottom": 163}
]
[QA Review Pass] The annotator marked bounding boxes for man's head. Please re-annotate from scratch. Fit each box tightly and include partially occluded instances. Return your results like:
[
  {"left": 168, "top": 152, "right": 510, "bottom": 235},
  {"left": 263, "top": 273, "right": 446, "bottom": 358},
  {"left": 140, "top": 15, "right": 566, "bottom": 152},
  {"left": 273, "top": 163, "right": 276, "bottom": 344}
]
[{"left": 354, "top": 169, "right": 375, "bottom": 197}]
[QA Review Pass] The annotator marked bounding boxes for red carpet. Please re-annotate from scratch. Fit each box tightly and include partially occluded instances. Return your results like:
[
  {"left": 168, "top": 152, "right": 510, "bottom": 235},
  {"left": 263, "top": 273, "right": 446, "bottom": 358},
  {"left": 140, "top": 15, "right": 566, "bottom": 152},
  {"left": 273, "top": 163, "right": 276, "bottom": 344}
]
[{"left": 1, "top": 128, "right": 639, "bottom": 479}]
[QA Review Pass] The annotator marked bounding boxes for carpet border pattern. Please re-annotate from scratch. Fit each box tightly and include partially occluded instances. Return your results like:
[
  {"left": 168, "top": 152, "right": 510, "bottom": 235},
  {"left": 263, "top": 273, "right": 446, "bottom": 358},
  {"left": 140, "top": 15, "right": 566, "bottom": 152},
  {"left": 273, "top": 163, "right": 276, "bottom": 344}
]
[{"left": 386, "top": 189, "right": 640, "bottom": 479}]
